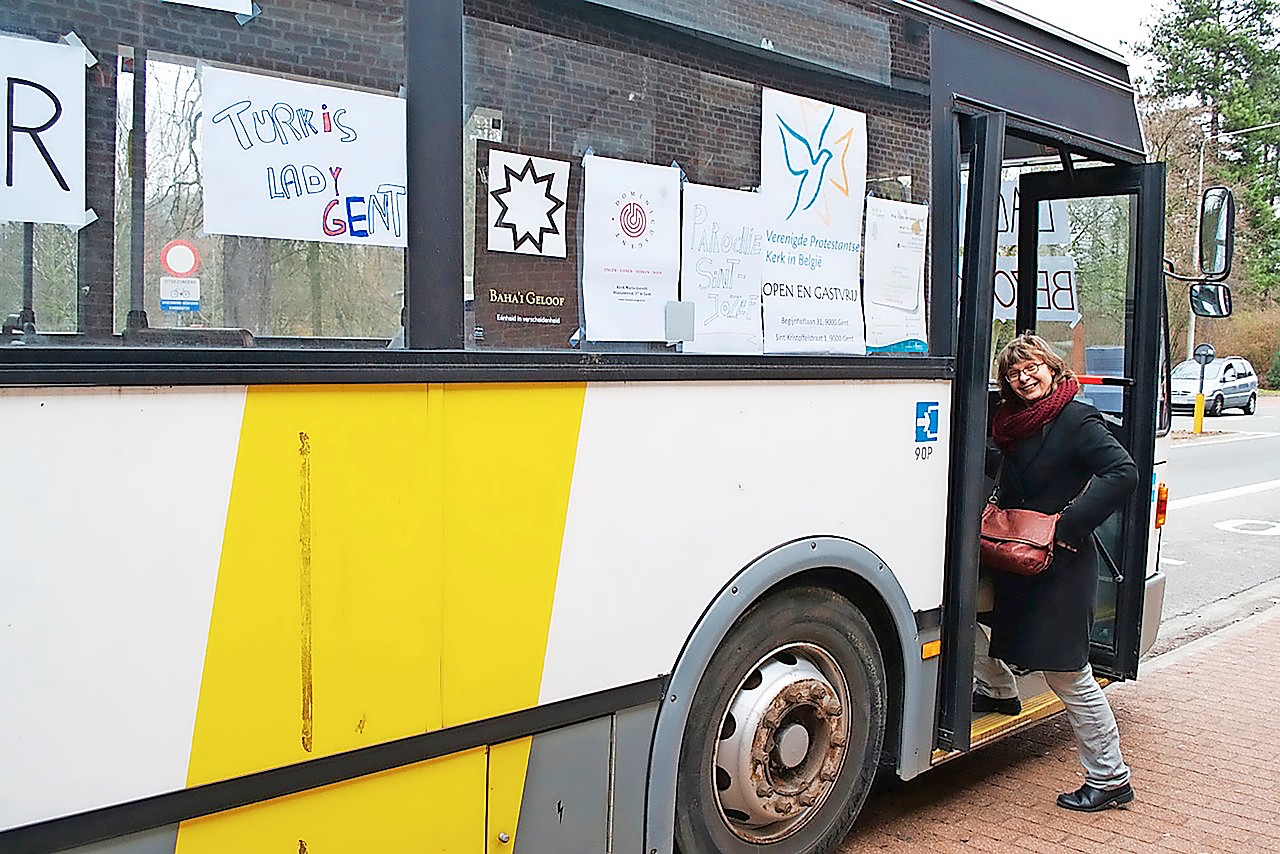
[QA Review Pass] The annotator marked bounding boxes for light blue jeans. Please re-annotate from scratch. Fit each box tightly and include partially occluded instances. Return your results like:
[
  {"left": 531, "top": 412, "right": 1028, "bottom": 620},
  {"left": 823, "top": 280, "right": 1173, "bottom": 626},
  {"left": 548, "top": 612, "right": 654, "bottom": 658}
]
[
  {"left": 1043, "top": 665, "right": 1131, "bottom": 790},
  {"left": 975, "top": 629, "right": 1130, "bottom": 789}
]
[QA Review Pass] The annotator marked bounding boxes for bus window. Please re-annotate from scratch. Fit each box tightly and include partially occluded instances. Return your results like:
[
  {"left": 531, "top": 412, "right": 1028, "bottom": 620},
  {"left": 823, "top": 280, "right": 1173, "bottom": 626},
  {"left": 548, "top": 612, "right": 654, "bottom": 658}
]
[
  {"left": 1032, "top": 190, "right": 1133, "bottom": 422},
  {"left": 0, "top": 224, "right": 78, "bottom": 334},
  {"left": 0, "top": 2, "right": 408, "bottom": 349},
  {"left": 462, "top": 3, "right": 932, "bottom": 356}
]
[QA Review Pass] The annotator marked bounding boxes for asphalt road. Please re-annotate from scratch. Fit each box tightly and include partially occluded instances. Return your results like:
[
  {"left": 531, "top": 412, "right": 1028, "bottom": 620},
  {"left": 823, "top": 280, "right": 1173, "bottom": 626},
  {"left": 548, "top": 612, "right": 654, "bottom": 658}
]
[{"left": 1152, "top": 394, "right": 1280, "bottom": 654}]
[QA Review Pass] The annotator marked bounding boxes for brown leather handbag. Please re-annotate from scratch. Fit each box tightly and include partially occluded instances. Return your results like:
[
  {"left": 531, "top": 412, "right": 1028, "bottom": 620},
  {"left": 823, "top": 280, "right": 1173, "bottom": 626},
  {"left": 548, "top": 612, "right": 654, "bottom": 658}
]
[
  {"left": 979, "top": 503, "right": 1059, "bottom": 576},
  {"left": 980, "top": 445, "right": 1077, "bottom": 577}
]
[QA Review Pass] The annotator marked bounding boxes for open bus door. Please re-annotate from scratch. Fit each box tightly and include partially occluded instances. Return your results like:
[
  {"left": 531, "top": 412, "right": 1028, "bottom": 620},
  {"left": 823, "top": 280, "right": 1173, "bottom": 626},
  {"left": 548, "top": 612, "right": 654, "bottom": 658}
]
[
  {"left": 1015, "top": 162, "right": 1167, "bottom": 681},
  {"left": 935, "top": 110, "right": 1006, "bottom": 754}
]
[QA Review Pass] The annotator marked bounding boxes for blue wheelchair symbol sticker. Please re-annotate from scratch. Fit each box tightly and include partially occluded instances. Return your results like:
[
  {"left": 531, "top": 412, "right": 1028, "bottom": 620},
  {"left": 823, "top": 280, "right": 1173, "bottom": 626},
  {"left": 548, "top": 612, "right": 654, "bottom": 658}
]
[{"left": 915, "top": 401, "right": 939, "bottom": 442}]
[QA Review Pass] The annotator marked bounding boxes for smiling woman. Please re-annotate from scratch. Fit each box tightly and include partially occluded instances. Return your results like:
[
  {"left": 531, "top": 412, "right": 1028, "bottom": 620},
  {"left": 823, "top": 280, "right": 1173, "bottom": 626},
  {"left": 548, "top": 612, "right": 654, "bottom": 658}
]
[{"left": 984, "top": 332, "right": 1140, "bottom": 812}]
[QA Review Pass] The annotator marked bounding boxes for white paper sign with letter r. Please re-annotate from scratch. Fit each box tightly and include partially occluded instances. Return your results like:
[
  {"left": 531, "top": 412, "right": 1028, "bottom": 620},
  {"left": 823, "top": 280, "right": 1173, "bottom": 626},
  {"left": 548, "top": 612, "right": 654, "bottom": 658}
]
[{"left": 0, "top": 35, "right": 86, "bottom": 226}]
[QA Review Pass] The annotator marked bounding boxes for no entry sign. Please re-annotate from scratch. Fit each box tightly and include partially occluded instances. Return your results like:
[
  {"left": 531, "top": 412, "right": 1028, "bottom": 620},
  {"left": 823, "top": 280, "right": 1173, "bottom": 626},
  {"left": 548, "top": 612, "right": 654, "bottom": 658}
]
[{"left": 160, "top": 240, "right": 200, "bottom": 277}]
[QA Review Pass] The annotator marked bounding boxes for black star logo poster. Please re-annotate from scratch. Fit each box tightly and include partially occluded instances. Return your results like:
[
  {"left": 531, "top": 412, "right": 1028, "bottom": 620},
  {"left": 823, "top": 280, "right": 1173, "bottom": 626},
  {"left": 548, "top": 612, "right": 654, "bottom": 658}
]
[
  {"left": 487, "top": 149, "right": 569, "bottom": 257},
  {"left": 474, "top": 144, "right": 581, "bottom": 350}
]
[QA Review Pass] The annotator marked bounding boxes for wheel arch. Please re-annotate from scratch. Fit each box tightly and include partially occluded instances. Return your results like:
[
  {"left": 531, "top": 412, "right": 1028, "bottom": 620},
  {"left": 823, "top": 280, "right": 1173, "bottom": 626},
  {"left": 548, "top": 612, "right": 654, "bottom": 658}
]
[{"left": 642, "top": 536, "right": 933, "bottom": 854}]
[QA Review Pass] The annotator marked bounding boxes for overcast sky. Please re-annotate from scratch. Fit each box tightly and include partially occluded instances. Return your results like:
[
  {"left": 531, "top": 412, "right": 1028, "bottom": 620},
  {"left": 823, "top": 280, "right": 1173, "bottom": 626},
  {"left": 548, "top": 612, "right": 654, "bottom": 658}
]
[{"left": 996, "top": 0, "right": 1161, "bottom": 76}]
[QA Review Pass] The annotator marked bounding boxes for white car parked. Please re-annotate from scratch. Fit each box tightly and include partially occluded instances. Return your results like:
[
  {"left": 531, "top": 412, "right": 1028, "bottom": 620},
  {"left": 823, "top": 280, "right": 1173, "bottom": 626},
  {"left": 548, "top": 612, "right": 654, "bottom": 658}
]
[{"left": 1171, "top": 356, "right": 1259, "bottom": 416}]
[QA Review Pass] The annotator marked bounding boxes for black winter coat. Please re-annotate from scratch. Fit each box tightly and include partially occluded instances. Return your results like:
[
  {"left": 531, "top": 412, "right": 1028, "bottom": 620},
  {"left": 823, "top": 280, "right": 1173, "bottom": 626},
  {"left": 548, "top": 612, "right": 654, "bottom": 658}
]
[{"left": 987, "top": 400, "right": 1138, "bottom": 672}]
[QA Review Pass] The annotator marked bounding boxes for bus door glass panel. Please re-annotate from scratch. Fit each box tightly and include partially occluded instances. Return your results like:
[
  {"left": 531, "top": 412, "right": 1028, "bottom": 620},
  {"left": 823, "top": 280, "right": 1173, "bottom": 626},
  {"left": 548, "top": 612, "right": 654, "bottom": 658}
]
[
  {"left": 1157, "top": 290, "right": 1171, "bottom": 436},
  {"left": 1033, "top": 191, "right": 1132, "bottom": 657},
  {"left": 1017, "top": 163, "right": 1164, "bottom": 680}
]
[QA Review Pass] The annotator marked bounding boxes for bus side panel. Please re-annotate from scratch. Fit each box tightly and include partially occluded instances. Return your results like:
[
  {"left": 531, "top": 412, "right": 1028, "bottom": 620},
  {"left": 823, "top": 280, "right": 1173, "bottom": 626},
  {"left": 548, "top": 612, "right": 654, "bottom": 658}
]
[
  {"left": 438, "top": 382, "right": 587, "bottom": 728},
  {"left": 0, "top": 387, "right": 244, "bottom": 830},
  {"left": 1142, "top": 436, "right": 1171, "bottom": 657},
  {"left": 540, "top": 380, "right": 952, "bottom": 706},
  {"left": 183, "top": 385, "right": 441, "bottom": 788},
  {"left": 60, "top": 825, "right": 178, "bottom": 854},
  {"left": 175, "top": 749, "right": 487, "bottom": 852},
  {"left": 1, "top": 382, "right": 587, "bottom": 843},
  {"left": 502, "top": 702, "right": 659, "bottom": 854},
  {"left": 2, "top": 379, "right": 946, "bottom": 846}
]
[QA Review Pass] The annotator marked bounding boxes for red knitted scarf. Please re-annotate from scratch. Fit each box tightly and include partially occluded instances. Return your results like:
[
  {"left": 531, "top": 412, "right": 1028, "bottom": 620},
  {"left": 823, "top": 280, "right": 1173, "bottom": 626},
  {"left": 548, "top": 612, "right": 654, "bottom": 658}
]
[{"left": 991, "top": 376, "right": 1079, "bottom": 453}]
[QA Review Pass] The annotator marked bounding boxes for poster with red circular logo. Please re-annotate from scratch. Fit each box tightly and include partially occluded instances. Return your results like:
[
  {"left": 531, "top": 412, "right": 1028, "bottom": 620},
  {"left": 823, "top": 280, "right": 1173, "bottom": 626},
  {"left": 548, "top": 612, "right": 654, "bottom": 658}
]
[{"left": 581, "top": 155, "right": 681, "bottom": 342}]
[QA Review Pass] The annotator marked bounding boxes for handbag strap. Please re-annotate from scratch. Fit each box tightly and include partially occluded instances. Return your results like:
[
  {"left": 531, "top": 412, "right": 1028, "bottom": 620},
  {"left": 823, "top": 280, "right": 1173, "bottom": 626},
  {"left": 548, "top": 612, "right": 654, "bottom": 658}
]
[{"left": 993, "top": 412, "right": 1088, "bottom": 515}]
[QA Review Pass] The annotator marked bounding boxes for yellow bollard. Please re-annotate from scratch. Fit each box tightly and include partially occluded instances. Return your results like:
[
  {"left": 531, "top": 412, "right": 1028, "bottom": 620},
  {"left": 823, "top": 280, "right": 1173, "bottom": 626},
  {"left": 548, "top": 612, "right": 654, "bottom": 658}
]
[{"left": 1193, "top": 393, "right": 1205, "bottom": 434}]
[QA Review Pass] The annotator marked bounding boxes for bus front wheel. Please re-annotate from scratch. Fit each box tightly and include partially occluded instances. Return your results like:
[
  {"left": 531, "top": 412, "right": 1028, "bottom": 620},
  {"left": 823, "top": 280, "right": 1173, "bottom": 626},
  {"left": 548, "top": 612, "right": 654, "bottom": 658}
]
[{"left": 674, "top": 586, "right": 886, "bottom": 853}]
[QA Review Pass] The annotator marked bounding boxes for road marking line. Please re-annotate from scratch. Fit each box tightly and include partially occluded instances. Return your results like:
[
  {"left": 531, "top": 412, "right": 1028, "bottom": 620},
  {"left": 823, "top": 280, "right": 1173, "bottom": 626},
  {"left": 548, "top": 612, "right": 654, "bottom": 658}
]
[
  {"left": 1171, "top": 431, "right": 1280, "bottom": 448},
  {"left": 1214, "top": 519, "right": 1280, "bottom": 536},
  {"left": 1170, "top": 478, "right": 1280, "bottom": 510},
  {"left": 1159, "top": 556, "right": 1186, "bottom": 566}
]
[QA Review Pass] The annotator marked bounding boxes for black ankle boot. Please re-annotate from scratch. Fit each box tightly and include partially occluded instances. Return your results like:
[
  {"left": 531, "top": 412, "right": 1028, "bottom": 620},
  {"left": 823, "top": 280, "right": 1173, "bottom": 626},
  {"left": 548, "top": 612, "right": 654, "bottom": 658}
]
[{"left": 1056, "top": 783, "right": 1135, "bottom": 812}]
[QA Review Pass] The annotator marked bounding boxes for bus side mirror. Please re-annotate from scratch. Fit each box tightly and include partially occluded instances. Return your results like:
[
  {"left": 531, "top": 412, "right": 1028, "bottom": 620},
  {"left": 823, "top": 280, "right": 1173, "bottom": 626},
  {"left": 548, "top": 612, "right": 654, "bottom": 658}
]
[
  {"left": 1199, "top": 186, "right": 1235, "bottom": 279},
  {"left": 1189, "top": 282, "right": 1232, "bottom": 318}
]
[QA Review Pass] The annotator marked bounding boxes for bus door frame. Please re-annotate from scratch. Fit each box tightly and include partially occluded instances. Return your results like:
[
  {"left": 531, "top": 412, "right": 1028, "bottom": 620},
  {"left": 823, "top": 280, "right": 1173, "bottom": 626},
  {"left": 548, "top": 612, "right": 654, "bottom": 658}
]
[
  {"left": 1016, "top": 162, "right": 1167, "bottom": 681},
  {"left": 935, "top": 108, "right": 1006, "bottom": 754}
]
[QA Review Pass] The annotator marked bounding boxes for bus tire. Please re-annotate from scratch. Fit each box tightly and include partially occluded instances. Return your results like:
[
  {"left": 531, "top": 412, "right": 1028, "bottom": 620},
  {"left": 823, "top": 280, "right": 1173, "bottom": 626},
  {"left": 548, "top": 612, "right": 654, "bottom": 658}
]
[
  {"left": 1208, "top": 394, "right": 1224, "bottom": 417},
  {"left": 674, "top": 585, "right": 886, "bottom": 853}
]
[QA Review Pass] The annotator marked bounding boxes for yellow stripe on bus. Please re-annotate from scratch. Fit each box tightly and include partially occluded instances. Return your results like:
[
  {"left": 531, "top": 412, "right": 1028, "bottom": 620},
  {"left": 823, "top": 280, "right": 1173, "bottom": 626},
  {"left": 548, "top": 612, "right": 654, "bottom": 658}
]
[{"left": 176, "top": 383, "right": 586, "bottom": 852}]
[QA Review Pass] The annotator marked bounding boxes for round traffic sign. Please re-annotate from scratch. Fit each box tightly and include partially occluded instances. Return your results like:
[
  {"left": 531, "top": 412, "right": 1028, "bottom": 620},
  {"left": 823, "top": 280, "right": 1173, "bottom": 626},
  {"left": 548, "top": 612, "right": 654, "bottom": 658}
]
[
  {"left": 1193, "top": 342, "right": 1216, "bottom": 366},
  {"left": 161, "top": 240, "right": 200, "bottom": 278}
]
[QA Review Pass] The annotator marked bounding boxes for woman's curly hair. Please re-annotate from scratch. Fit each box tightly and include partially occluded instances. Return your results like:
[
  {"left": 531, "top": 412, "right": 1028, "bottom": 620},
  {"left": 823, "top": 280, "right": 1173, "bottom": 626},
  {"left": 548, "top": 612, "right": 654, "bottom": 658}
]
[{"left": 995, "top": 333, "right": 1075, "bottom": 404}]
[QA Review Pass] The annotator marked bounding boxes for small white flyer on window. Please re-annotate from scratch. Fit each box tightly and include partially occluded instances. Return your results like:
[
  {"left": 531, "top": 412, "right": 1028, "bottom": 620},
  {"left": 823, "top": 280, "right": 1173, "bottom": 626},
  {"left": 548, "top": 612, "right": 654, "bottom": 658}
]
[
  {"left": 581, "top": 155, "right": 681, "bottom": 342},
  {"left": 161, "top": 0, "right": 253, "bottom": 14},
  {"left": 486, "top": 148, "right": 569, "bottom": 257},
  {"left": 862, "top": 196, "right": 928, "bottom": 353},
  {"left": 680, "top": 184, "right": 764, "bottom": 354}
]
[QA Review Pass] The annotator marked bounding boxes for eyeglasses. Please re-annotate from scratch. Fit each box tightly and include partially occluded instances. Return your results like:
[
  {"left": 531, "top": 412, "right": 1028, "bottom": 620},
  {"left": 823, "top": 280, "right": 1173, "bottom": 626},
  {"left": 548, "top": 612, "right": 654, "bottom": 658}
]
[{"left": 1005, "top": 362, "right": 1045, "bottom": 382}]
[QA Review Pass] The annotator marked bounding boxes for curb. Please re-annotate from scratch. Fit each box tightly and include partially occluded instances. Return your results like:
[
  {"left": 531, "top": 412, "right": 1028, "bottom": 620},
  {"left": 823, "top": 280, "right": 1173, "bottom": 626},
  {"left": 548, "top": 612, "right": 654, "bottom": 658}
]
[{"left": 1140, "top": 600, "right": 1280, "bottom": 676}]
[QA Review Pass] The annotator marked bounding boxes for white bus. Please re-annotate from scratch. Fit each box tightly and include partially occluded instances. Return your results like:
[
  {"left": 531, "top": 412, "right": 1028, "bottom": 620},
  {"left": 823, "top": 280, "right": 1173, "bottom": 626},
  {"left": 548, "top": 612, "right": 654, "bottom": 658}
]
[{"left": 0, "top": 1, "right": 1232, "bottom": 852}]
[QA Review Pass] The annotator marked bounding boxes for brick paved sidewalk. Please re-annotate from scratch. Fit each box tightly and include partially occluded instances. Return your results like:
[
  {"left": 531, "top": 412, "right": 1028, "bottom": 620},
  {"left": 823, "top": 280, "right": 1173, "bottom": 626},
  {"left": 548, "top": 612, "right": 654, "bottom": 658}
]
[{"left": 839, "top": 607, "right": 1280, "bottom": 853}]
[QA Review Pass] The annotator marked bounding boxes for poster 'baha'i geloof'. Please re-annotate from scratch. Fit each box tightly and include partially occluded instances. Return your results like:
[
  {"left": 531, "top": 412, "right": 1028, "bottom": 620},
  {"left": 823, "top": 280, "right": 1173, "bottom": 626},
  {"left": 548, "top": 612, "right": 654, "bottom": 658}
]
[
  {"left": 201, "top": 66, "right": 407, "bottom": 247},
  {"left": 759, "top": 87, "right": 868, "bottom": 355}
]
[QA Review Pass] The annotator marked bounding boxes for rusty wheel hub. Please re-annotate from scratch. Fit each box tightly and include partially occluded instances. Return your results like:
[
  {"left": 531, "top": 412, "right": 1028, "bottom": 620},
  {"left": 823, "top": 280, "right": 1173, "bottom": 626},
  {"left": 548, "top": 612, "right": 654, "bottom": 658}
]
[{"left": 713, "top": 643, "right": 850, "bottom": 843}]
